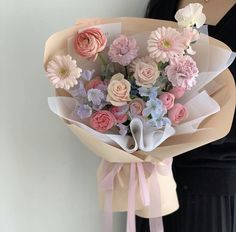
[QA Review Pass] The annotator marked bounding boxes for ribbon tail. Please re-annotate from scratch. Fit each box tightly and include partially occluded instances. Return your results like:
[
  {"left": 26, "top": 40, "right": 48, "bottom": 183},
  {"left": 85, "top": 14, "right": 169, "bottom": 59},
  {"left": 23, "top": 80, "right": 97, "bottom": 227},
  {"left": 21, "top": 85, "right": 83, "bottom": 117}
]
[
  {"left": 137, "top": 162, "right": 150, "bottom": 206},
  {"left": 148, "top": 158, "right": 173, "bottom": 232},
  {"left": 149, "top": 217, "right": 164, "bottom": 232},
  {"left": 100, "top": 161, "right": 123, "bottom": 232},
  {"left": 147, "top": 166, "right": 164, "bottom": 232},
  {"left": 126, "top": 163, "right": 136, "bottom": 232},
  {"left": 103, "top": 190, "right": 113, "bottom": 232}
]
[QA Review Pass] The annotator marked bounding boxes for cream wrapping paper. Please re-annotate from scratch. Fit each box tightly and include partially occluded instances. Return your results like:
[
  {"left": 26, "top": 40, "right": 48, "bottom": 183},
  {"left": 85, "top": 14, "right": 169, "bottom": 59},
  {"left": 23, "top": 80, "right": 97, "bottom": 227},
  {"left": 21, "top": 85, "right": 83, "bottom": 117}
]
[
  {"left": 97, "top": 159, "right": 178, "bottom": 218},
  {"left": 44, "top": 18, "right": 236, "bottom": 219}
]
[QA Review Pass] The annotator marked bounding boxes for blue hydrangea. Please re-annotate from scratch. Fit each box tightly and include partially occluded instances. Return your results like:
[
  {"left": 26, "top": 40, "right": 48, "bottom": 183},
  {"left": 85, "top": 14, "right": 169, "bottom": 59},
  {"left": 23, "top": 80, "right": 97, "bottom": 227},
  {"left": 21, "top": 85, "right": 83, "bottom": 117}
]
[
  {"left": 81, "top": 69, "right": 95, "bottom": 81},
  {"left": 87, "top": 88, "right": 105, "bottom": 105},
  {"left": 77, "top": 104, "right": 92, "bottom": 119},
  {"left": 138, "top": 86, "right": 158, "bottom": 99},
  {"left": 147, "top": 117, "right": 171, "bottom": 129},
  {"left": 92, "top": 100, "right": 107, "bottom": 111},
  {"left": 117, "top": 123, "right": 128, "bottom": 136},
  {"left": 69, "top": 80, "right": 87, "bottom": 98},
  {"left": 142, "top": 98, "right": 166, "bottom": 120}
]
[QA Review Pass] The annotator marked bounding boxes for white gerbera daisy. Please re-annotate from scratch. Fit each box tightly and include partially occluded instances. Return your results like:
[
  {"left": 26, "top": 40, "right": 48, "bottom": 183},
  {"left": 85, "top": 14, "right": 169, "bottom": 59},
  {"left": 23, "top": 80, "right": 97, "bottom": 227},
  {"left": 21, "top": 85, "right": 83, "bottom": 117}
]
[{"left": 46, "top": 55, "right": 82, "bottom": 90}]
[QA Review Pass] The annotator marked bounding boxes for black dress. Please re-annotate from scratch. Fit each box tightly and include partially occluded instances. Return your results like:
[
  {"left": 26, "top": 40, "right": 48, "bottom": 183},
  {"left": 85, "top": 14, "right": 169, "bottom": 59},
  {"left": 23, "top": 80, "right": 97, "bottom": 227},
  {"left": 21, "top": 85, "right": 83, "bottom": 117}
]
[{"left": 136, "top": 2, "right": 236, "bottom": 232}]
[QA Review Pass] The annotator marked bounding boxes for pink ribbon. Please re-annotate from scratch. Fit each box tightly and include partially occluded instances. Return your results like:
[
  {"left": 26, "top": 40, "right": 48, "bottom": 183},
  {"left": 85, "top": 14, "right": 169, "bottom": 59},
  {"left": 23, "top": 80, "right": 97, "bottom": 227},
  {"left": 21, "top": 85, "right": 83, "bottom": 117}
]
[
  {"left": 99, "top": 158, "right": 173, "bottom": 232},
  {"left": 99, "top": 161, "right": 123, "bottom": 232},
  {"left": 148, "top": 158, "right": 173, "bottom": 232}
]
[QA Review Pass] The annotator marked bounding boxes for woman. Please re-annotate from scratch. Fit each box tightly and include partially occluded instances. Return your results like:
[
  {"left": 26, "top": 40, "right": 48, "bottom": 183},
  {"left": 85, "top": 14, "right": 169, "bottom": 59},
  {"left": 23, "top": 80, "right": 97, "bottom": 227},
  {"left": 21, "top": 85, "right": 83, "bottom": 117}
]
[{"left": 136, "top": 1, "right": 236, "bottom": 232}]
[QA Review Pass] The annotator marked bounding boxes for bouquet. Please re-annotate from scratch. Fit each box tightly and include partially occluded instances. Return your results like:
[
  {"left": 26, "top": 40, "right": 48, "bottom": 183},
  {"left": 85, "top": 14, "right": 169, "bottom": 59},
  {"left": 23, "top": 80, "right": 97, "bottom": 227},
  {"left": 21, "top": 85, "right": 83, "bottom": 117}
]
[{"left": 44, "top": 3, "right": 236, "bottom": 232}]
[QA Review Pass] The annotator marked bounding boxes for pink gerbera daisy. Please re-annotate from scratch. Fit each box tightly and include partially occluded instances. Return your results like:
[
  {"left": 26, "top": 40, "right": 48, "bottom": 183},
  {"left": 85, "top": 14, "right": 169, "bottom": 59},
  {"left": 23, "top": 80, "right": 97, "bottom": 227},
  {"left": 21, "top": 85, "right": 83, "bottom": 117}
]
[
  {"left": 46, "top": 55, "right": 82, "bottom": 90},
  {"left": 147, "top": 27, "right": 186, "bottom": 62}
]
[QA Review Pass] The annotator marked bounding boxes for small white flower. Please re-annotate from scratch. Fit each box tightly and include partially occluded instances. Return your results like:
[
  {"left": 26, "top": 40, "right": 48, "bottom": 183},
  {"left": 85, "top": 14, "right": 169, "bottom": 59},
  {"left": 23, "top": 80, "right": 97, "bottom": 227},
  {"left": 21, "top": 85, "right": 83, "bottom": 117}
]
[
  {"left": 175, "top": 3, "right": 206, "bottom": 28},
  {"left": 46, "top": 55, "right": 82, "bottom": 90},
  {"left": 181, "top": 27, "right": 200, "bottom": 55}
]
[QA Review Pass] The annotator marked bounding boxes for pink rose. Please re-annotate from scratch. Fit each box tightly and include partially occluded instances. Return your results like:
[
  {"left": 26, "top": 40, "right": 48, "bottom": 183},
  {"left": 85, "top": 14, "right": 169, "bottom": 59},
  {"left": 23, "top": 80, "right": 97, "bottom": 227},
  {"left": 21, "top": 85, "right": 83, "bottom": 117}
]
[
  {"left": 110, "top": 106, "right": 128, "bottom": 123},
  {"left": 90, "top": 110, "right": 116, "bottom": 132},
  {"left": 159, "top": 92, "right": 175, "bottom": 110},
  {"left": 169, "top": 86, "right": 185, "bottom": 99},
  {"left": 85, "top": 77, "right": 103, "bottom": 90},
  {"left": 129, "top": 98, "right": 145, "bottom": 116},
  {"left": 168, "top": 103, "right": 188, "bottom": 124},
  {"left": 107, "top": 73, "right": 131, "bottom": 106},
  {"left": 74, "top": 28, "right": 107, "bottom": 61}
]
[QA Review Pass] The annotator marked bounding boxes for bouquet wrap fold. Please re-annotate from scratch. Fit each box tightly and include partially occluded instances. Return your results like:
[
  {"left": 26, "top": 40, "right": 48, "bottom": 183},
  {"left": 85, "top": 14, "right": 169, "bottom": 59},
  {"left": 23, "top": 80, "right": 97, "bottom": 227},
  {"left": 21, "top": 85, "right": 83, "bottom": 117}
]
[{"left": 44, "top": 17, "right": 236, "bottom": 223}]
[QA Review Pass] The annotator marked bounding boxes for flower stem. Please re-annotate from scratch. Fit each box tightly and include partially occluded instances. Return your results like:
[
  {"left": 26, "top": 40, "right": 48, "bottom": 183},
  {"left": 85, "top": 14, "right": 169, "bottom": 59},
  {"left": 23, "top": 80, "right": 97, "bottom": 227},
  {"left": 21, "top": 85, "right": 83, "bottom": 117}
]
[
  {"left": 125, "top": 66, "right": 128, "bottom": 78},
  {"left": 98, "top": 53, "right": 107, "bottom": 66}
]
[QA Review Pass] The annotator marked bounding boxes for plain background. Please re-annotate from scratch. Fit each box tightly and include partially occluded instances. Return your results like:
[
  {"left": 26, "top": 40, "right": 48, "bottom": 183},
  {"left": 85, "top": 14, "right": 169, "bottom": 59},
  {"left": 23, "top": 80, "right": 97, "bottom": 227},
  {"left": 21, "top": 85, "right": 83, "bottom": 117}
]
[{"left": 0, "top": 0, "right": 149, "bottom": 231}]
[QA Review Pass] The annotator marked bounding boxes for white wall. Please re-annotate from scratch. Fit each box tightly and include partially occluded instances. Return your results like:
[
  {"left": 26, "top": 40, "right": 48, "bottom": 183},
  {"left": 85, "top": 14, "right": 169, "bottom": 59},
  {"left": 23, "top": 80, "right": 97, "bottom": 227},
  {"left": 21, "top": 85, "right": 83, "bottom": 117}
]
[{"left": 0, "top": 0, "right": 149, "bottom": 231}]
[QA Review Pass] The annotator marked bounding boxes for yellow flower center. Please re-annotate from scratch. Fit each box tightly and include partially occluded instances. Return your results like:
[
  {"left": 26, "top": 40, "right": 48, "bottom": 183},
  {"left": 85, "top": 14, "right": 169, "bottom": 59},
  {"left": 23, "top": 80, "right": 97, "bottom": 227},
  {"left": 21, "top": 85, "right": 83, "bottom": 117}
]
[
  {"left": 162, "top": 40, "right": 171, "bottom": 48},
  {"left": 58, "top": 68, "right": 69, "bottom": 79}
]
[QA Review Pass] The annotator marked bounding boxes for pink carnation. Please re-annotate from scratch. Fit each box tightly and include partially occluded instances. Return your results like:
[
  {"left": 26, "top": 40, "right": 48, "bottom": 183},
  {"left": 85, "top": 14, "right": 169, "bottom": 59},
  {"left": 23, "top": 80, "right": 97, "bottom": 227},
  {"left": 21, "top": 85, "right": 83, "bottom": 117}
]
[
  {"left": 90, "top": 110, "right": 116, "bottom": 132},
  {"left": 108, "top": 35, "right": 138, "bottom": 66},
  {"left": 165, "top": 55, "right": 199, "bottom": 90}
]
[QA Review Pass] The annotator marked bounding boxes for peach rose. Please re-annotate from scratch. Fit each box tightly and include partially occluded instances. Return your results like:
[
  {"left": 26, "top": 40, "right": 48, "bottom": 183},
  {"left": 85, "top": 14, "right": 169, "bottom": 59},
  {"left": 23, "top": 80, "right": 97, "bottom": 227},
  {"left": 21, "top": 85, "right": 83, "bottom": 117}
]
[
  {"left": 107, "top": 73, "right": 131, "bottom": 106},
  {"left": 90, "top": 110, "right": 116, "bottom": 132},
  {"left": 85, "top": 77, "right": 103, "bottom": 90},
  {"left": 159, "top": 92, "right": 175, "bottom": 110},
  {"left": 74, "top": 28, "right": 107, "bottom": 61},
  {"left": 169, "top": 86, "right": 185, "bottom": 99},
  {"left": 133, "top": 57, "right": 159, "bottom": 87},
  {"left": 129, "top": 98, "right": 145, "bottom": 116},
  {"left": 168, "top": 103, "right": 188, "bottom": 124}
]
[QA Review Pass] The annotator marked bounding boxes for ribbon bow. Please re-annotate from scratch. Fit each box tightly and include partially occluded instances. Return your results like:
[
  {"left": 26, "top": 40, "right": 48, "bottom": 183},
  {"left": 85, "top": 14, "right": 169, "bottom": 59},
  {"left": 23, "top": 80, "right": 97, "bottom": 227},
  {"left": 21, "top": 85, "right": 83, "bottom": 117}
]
[{"left": 99, "top": 158, "right": 173, "bottom": 232}]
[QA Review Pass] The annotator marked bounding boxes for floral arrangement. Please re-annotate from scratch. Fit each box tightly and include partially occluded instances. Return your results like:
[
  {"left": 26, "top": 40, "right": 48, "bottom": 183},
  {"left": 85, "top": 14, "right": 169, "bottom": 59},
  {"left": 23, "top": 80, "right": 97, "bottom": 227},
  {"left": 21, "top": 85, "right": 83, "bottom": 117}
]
[
  {"left": 44, "top": 3, "right": 235, "bottom": 232},
  {"left": 45, "top": 3, "right": 206, "bottom": 138}
]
